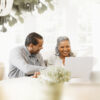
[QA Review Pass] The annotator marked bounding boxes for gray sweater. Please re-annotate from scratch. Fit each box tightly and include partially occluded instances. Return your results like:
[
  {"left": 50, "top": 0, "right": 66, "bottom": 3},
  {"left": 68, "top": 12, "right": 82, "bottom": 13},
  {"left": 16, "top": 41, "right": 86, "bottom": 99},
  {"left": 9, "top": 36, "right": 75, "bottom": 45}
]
[{"left": 8, "top": 46, "right": 46, "bottom": 78}]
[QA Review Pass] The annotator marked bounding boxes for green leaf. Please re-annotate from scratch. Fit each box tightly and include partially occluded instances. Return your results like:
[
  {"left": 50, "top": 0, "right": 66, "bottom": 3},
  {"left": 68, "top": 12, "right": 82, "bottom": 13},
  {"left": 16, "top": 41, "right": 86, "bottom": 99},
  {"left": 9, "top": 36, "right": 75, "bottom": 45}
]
[
  {"left": 0, "top": 25, "right": 7, "bottom": 32},
  {"left": 5, "top": 15, "right": 10, "bottom": 23},
  {"left": 18, "top": 16, "right": 24, "bottom": 23},
  {"left": 8, "top": 21, "right": 14, "bottom": 27},
  {"left": 32, "top": 0, "right": 39, "bottom": 5},
  {"left": 48, "top": 3, "right": 54, "bottom": 10},
  {"left": 37, "top": 4, "right": 47, "bottom": 14},
  {"left": 14, "top": 0, "right": 23, "bottom": 5},
  {"left": 45, "top": 0, "right": 52, "bottom": 3},
  {"left": 8, "top": 17, "right": 17, "bottom": 27},
  {"left": 15, "top": 12, "right": 21, "bottom": 16},
  {"left": 0, "top": 18, "right": 4, "bottom": 25}
]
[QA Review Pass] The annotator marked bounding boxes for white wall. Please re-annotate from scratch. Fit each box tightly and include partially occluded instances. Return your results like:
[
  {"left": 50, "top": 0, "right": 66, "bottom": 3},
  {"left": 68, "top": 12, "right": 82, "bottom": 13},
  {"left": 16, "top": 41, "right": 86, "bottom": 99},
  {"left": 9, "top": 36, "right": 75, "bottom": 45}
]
[
  {"left": 92, "top": 3, "right": 100, "bottom": 71},
  {"left": 0, "top": 0, "right": 99, "bottom": 78}
]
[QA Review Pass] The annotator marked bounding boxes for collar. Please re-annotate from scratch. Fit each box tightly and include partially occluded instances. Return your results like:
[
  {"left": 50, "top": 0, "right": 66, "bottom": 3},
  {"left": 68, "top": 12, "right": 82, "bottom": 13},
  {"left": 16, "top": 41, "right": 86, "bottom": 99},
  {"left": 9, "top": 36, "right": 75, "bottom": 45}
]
[{"left": 24, "top": 46, "right": 37, "bottom": 58}]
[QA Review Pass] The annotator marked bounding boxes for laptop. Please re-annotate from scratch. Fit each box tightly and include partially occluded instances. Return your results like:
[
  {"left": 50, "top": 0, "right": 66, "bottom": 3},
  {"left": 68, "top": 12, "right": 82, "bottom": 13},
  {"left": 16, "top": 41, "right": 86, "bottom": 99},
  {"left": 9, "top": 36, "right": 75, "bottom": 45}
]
[{"left": 65, "top": 57, "right": 94, "bottom": 80}]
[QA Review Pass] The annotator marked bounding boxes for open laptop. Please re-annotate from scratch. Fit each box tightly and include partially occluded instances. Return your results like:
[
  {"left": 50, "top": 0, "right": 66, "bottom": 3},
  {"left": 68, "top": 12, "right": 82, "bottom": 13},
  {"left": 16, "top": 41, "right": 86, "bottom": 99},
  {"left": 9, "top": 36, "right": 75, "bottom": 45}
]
[{"left": 65, "top": 57, "right": 94, "bottom": 80}]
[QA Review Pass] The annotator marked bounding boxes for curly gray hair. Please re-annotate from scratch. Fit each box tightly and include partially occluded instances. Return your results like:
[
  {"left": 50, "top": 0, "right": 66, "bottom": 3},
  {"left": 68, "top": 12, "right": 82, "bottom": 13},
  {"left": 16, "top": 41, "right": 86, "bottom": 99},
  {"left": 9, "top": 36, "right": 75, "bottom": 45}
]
[{"left": 55, "top": 36, "right": 74, "bottom": 56}]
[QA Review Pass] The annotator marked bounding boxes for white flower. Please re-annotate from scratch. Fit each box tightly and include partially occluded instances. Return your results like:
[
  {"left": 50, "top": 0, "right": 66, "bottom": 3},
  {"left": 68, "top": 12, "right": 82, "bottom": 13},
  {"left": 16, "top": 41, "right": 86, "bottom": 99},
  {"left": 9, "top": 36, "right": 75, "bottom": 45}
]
[{"left": 39, "top": 66, "right": 71, "bottom": 84}]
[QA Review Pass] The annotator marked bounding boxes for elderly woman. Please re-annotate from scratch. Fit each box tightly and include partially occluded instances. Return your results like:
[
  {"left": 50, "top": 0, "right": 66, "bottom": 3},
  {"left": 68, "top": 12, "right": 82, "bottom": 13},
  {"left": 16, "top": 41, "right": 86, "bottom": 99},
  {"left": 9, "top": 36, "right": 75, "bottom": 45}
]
[{"left": 47, "top": 36, "right": 75, "bottom": 67}]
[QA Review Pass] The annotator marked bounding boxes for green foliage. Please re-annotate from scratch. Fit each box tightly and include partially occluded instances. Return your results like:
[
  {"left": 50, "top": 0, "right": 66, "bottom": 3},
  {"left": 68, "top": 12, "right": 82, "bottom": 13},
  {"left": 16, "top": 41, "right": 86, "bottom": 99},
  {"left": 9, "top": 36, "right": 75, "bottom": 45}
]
[
  {"left": 48, "top": 3, "right": 54, "bottom": 10},
  {"left": 18, "top": 16, "right": 24, "bottom": 23},
  {"left": 8, "top": 17, "right": 17, "bottom": 27},
  {"left": 0, "top": 17, "right": 4, "bottom": 25},
  {"left": 37, "top": 4, "right": 47, "bottom": 14},
  {"left": 45, "top": 0, "right": 53, "bottom": 3},
  {"left": 0, "top": 0, "right": 54, "bottom": 32},
  {"left": 0, "top": 16, "right": 9, "bottom": 32},
  {"left": 0, "top": 25, "right": 7, "bottom": 32}
]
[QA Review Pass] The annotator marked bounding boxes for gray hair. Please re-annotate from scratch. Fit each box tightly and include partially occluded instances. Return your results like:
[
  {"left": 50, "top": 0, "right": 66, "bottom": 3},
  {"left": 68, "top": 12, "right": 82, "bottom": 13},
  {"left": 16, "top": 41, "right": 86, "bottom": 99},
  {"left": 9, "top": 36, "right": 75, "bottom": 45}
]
[{"left": 55, "top": 36, "right": 74, "bottom": 56}]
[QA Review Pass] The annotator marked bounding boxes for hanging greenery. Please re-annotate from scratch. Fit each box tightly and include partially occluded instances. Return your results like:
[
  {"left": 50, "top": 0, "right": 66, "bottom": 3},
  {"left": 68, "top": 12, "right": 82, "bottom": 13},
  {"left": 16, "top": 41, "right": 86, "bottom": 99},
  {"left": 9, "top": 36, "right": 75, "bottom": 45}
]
[{"left": 0, "top": 0, "right": 54, "bottom": 32}]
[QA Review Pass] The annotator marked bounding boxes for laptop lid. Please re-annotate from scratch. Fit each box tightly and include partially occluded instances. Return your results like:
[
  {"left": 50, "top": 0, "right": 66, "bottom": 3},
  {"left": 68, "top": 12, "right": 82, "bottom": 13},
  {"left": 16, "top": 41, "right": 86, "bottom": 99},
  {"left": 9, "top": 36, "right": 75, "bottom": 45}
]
[{"left": 65, "top": 57, "right": 94, "bottom": 79}]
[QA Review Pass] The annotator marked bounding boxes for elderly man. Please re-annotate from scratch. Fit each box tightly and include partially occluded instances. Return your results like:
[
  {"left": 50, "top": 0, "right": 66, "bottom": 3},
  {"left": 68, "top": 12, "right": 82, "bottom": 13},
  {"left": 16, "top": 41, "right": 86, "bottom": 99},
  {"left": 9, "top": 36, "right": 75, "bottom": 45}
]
[{"left": 8, "top": 32, "right": 46, "bottom": 78}]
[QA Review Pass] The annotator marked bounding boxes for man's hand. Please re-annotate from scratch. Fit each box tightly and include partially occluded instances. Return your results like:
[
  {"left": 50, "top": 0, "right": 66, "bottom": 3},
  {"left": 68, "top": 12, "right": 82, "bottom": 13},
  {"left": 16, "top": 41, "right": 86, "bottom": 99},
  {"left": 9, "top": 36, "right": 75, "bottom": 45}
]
[{"left": 32, "top": 72, "right": 40, "bottom": 78}]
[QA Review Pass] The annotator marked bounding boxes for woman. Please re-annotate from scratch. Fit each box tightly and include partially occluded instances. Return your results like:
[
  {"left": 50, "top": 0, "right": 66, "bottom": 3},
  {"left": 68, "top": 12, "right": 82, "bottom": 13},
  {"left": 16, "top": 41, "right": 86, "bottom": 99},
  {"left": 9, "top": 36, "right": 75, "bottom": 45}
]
[{"left": 47, "top": 36, "right": 75, "bottom": 67}]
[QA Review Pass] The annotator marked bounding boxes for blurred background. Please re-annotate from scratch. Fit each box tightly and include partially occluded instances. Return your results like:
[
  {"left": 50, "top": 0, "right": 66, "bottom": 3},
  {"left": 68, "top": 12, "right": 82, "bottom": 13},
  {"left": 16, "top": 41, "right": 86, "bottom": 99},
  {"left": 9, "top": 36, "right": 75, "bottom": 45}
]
[{"left": 0, "top": 0, "right": 100, "bottom": 79}]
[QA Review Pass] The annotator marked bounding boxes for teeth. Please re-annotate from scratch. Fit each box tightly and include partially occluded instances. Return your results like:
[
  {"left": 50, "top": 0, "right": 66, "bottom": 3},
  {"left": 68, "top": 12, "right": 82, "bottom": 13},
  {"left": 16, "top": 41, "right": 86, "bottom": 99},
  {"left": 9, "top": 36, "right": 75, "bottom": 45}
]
[{"left": 64, "top": 52, "right": 67, "bottom": 53}]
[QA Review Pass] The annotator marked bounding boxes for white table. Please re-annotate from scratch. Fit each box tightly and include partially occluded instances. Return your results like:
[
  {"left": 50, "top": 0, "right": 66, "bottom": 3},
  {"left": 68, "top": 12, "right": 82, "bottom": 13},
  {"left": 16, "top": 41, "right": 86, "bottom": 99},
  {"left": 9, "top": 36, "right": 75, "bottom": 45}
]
[
  {"left": 62, "top": 82, "right": 100, "bottom": 100},
  {"left": 0, "top": 77, "right": 100, "bottom": 100}
]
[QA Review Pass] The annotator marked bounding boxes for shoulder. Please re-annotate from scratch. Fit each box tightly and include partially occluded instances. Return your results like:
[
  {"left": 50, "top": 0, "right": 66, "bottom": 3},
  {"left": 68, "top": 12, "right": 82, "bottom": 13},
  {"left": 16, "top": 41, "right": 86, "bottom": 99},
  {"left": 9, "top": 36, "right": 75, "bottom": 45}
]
[
  {"left": 36, "top": 53, "right": 43, "bottom": 60},
  {"left": 49, "top": 54, "right": 57, "bottom": 60},
  {"left": 47, "top": 53, "right": 58, "bottom": 64},
  {"left": 37, "top": 53, "right": 42, "bottom": 57},
  {"left": 10, "top": 45, "right": 24, "bottom": 55}
]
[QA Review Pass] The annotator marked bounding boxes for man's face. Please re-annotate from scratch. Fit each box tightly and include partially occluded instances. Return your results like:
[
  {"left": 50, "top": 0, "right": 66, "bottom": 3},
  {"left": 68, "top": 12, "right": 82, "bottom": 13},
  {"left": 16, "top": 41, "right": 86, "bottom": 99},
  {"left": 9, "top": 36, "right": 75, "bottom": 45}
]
[
  {"left": 58, "top": 40, "right": 71, "bottom": 57},
  {"left": 27, "top": 39, "right": 43, "bottom": 54}
]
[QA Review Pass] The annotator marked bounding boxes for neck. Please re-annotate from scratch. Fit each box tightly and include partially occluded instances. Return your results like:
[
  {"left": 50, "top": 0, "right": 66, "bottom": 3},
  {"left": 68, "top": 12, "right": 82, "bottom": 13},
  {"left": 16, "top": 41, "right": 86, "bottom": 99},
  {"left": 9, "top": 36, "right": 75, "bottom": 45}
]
[{"left": 59, "top": 55, "right": 65, "bottom": 59}]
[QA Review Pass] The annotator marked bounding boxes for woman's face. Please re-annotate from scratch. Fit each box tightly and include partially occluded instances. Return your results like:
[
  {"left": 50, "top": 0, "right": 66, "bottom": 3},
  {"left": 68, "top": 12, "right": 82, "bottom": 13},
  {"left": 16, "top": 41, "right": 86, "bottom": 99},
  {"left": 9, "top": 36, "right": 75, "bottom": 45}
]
[{"left": 58, "top": 40, "right": 71, "bottom": 57}]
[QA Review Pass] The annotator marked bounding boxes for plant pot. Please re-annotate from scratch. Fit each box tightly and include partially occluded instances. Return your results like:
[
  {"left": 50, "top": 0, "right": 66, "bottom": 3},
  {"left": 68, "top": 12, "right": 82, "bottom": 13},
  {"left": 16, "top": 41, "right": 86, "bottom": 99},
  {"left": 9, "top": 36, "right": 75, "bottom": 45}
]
[{"left": 39, "top": 82, "right": 63, "bottom": 100}]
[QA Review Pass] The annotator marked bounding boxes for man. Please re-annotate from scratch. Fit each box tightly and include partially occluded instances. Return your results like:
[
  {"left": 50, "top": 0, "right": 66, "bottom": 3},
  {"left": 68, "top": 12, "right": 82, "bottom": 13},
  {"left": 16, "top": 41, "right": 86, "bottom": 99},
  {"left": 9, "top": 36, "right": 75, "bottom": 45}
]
[{"left": 8, "top": 32, "right": 46, "bottom": 78}]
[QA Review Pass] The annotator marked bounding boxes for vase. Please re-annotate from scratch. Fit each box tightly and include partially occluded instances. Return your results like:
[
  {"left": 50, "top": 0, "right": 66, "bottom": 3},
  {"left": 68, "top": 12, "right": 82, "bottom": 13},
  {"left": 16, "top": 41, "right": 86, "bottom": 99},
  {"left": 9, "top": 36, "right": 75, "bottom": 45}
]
[{"left": 39, "top": 82, "right": 63, "bottom": 100}]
